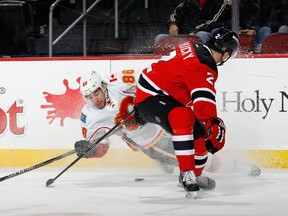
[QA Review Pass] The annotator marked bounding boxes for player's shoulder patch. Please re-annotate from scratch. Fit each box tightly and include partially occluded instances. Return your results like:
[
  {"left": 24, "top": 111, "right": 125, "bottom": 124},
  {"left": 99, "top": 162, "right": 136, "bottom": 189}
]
[
  {"left": 80, "top": 112, "right": 87, "bottom": 123},
  {"left": 109, "top": 73, "right": 117, "bottom": 82}
]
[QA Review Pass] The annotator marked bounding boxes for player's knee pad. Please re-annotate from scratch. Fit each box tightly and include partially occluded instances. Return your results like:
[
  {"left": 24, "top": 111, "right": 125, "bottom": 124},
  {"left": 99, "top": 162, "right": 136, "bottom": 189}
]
[{"left": 168, "top": 107, "right": 195, "bottom": 133}]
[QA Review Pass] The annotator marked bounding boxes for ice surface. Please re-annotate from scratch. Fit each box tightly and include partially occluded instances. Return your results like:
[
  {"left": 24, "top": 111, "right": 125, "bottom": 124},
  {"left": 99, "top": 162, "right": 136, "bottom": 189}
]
[{"left": 0, "top": 167, "right": 288, "bottom": 216}]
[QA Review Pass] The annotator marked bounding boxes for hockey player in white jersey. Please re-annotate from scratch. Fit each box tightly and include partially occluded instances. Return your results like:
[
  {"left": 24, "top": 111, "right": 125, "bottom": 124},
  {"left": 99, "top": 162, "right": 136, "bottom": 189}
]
[{"left": 75, "top": 70, "right": 178, "bottom": 172}]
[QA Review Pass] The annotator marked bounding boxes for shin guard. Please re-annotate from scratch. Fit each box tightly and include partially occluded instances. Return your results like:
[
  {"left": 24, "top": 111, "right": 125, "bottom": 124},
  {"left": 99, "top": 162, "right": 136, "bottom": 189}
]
[{"left": 168, "top": 107, "right": 195, "bottom": 171}]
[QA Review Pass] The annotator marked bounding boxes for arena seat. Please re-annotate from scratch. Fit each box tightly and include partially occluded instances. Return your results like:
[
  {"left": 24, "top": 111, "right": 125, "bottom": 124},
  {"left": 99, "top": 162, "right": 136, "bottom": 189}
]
[
  {"left": 261, "top": 33, "right": 288, "bottom": 54},
  {"left": 239, "top": 34, "right": 254, "bottom": 54},
  {"left": 0, "top": 0, "right": 33, "bottom": 56},
  {"left": 154, "top": 35, "right": 202, "bottom": 55}
]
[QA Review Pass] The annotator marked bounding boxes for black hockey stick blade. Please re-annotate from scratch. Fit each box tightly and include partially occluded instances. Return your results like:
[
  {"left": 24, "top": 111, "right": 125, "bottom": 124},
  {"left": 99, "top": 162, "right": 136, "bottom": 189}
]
[
  {"left": 46, "top": 178, "right": 55, "bottom": 187},
  {"left": 45, "top": 110, "right": 135, "bottom": 187},
  {"left": 0, "top": 149, "right": 76, "bottom": 183}
]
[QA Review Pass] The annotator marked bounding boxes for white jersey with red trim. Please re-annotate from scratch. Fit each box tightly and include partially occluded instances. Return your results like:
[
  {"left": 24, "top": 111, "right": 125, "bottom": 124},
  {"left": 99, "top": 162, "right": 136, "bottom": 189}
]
[
  {"left": 80, "top": 69, "right": 138, "bottom": 142},
  {"left": 80, "top": 69, "right": 163, "bottom": 148}
]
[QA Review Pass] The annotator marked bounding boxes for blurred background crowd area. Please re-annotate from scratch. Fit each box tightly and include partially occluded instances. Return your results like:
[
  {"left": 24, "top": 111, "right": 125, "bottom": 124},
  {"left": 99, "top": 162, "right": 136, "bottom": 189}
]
[{"left": 0, "top": 0, "right": 287, "bottom": 57}]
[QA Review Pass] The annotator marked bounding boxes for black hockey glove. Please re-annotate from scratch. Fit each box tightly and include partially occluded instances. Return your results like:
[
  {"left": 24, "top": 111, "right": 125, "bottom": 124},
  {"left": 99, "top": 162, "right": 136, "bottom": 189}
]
[
  {"left": 74, "top": 140, "right": 97, "bottom": 158},
  {"left": 133, "top": 106, "right": 146, "bottom": 126}
]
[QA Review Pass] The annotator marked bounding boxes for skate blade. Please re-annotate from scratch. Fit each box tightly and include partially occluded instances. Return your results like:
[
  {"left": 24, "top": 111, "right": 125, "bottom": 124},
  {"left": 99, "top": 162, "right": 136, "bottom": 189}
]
[{"left": 185, "top": 191, "right": 197, "bottom": 199}]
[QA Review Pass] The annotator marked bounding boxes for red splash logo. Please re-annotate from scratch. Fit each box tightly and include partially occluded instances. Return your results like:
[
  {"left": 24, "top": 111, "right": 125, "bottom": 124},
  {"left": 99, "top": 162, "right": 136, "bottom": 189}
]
[{"left": 40, "top": 78, "right": 86, "bottom": 127}]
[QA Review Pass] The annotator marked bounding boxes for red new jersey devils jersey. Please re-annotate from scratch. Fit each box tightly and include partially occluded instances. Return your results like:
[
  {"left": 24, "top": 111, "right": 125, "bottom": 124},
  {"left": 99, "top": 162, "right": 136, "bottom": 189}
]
[{"left": 136, "top": 41, "right": 219, "bottom": 122}]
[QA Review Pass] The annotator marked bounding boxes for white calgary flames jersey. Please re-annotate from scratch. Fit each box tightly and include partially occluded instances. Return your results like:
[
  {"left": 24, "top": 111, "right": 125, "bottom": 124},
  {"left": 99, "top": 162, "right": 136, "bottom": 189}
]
[{"left": 80, "top": 69, "right": 138, "bottom": 142}]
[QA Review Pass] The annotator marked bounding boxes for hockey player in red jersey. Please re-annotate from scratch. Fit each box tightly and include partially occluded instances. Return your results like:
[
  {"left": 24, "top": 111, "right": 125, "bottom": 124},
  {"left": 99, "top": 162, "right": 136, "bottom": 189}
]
[{"left": 135, "top": 27, "right": 239, "bottom": 197}]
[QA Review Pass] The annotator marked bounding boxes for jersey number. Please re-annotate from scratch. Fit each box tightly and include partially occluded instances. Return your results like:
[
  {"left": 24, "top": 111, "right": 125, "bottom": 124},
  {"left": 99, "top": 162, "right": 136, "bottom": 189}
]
[
  {"left": 122, "top": 69, "right": 135, "bottom": 84},
  {"left": 206, "top": 72, "right": 214, "bottom": 85}
]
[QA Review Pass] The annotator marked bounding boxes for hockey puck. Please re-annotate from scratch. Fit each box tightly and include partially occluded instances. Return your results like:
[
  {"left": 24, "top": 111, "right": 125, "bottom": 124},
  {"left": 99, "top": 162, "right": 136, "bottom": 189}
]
[{"left": 135, "top": 178, "right": 144, "bottom": 182}]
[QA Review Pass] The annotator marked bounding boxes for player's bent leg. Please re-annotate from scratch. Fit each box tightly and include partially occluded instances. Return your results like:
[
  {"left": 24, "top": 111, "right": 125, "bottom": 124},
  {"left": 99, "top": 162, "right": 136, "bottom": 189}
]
[
  {"left": 194, "top": 137, "right": 208, "bottom": 176},
  {"left": 204, "top": 153, "right": 261, "bottom": 176},
  {"left": 147, "top": 132, "right": 178, "bottom": 174},
  {"left": 122, "top": 124, "right": 178, "bottom": 174},
  {"left": 194, "top": 136, "right": 216, "bottom": 190},
  {"left": 168, "top": 107, "right": 200, "bottom": 193},
  {"left": 153, "top": 160, "right": 175, "bottom": 174},
  {"left": 233, "top": 159, "right": 261, "bottom": 176}
]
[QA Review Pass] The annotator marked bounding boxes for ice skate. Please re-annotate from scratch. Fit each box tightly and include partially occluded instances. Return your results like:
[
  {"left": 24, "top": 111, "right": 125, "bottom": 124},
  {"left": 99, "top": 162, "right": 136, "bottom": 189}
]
[
  {"left": 178, "top": 174, "right": 216, "bottom": 190},
  {"left": 179, "top": 170, "right": 199, "bottom": 199},
  {"left": 233, "top": 160, "right": 261, "bottom": 176},
  {"left": 196, "top": 175, "right": 216, "bottom": 190}
]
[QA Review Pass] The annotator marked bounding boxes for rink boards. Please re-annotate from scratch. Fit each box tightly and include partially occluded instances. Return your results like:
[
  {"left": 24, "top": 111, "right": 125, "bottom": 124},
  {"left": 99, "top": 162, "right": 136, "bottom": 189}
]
[{"left": 0, "top": 55, "right": 288, "bottom": 168}]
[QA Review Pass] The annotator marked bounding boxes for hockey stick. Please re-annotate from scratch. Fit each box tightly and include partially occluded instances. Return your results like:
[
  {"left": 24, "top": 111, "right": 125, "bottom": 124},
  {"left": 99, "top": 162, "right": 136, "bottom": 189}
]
[
  {"left": 46, "top": 110, "right": 135, "bottom": 187},
  {"left": 0, "top": 149, "right": 76, "bottom": 182}
]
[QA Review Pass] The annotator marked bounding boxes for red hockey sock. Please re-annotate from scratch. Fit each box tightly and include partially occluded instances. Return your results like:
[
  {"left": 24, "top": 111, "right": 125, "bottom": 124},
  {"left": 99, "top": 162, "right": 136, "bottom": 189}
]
[
  {"left": 168, "top": 107, "right": 195, "bottom": 171},
  {"left": 194, "top": 136, "right": 208, "bottom": 176}
]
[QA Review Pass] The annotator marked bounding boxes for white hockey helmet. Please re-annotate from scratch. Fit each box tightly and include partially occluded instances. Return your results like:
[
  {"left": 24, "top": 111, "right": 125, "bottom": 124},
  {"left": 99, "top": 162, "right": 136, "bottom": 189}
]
[{"left": 80, "top": 71, "right": 103, "bottom": 97}]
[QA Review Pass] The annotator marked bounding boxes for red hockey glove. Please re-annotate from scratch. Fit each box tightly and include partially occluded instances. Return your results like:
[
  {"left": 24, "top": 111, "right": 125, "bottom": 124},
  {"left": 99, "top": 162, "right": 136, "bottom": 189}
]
[
  {"left": 75, "top": 140, "right": 109, "bottom": 158},
  {"left": 205, "top": 117, "right": 226, "bottom": 154}
]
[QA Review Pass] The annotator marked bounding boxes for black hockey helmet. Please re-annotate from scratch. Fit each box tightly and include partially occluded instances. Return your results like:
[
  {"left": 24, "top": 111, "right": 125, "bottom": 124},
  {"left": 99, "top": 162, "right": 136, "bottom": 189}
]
[{"left": 206, "top": 27, "right": 239, "bottom": 59}]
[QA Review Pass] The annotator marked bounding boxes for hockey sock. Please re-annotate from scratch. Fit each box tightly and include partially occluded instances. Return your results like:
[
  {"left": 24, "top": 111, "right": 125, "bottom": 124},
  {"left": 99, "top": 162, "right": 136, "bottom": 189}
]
[
  {"left": 168, "top": 107, "right": 195, "bottom": 171},
  {"left": 194, "top": 136, "right": 208, "bottom": 176}
]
